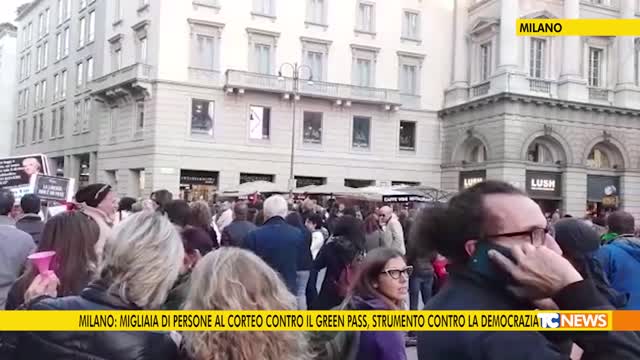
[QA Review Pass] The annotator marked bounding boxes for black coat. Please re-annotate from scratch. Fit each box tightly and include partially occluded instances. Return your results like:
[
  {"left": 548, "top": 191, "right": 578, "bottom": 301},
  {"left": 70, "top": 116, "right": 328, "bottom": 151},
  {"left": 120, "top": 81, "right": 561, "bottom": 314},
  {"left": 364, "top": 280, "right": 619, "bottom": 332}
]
[
  {"left": 418, "top": 266, "right": 640, "bottom": 360},
  {"left": 13, "top": 282, "right": 179, "bottom": 360},
  {"left": 15, "top": 215, "right": 43, "bottom": 245}
]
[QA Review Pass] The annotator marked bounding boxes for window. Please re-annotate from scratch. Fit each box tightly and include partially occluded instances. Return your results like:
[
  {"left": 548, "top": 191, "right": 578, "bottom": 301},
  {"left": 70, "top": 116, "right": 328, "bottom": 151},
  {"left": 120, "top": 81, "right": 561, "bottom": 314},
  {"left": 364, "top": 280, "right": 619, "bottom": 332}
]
[
  {"left": 193, "top": 34, "right": 216, "bottom": 70},
  {"left": 86, "top": 57, "right": 94, "bottom": 82},
  {"left": 80, "top": 0, "right": 87, "bottom": 10},
  {"left": 73, "top": 101, "right": 82, "bottom": 133},
  {"left": 76, "top": 62, "right": 84, "bottom": 87},
  {"left": 54, "top": 74, "right": 60, "bottom": 99},
  {"left": 44, "top": 9, "right": 50, "bottom": 34},
  {"left": 137, "top": 36, "right": 148, "bottom": 63},
  {"left": 25, "top": 52, "right": 31, "bottom": 77},
  {"left": 63, "top": 27, "right": 70, "bottom": 56},
  {"left": 303, "top": 111, "right": 322, "bottom": 144},
  {"left": 32, "top": 116, "right": 37, "bottom": 143},
  {"left": 114, "top": 0, "right": 123, "bottom": 21},
  {"left": 79, "top": 17, "right": 86, "bottom": 47},
  {"left": 82, "top": 98, "right": 91, "bottom": 132},
  {"left": 15, "top": 119, "right": 21, "bottom": 146},
  {"left": 589, "top": 47, "right": 603, "bottom": 87},
  {"left": 61, "top": 70, "right": 67, "bottom": 97},
  {"left": 357, "top": 2, "right": 374, "bottom": 32},
  {"left": 64, "top": 0, "right": 71, "bottom": 20},
  {"left": 51, "top": 109, "right": 57, "bottom": 138},
  {"left": 254, "top": 44, "right": 272, "bottom": 74},
  {"left": 479, "top": 42, "right": 492, "bottom": 81},
  {"left": 249, "top": 105, "right": 270, "bottom": 140},
  {"left": 587, "top": 147, "right": 610, "bottom": 168},
  {"left": 400, "top": 64, "right": 418, "bottom": 94},
  {"left": 58, "top": 106, "right": 65, "bottom": 136},
  {"left": 41, "top": 80, "right": 47, "bottom": 105},
  {"left": 19, "top": 57, "right": 24, "bottom": 80},
  {"left": 113, "top": 47, "right": 122, "bottom": 70},
  {"left": 352, "top": 116, "right": 370, "bottom": 148},
  {"left": 55, "top": 32, "right": 62, "bottom": 60},
  {"left": 25, "top": 89, "right": 30, "bottom": 111},
  {"left": 307, "top": 0, "right": 326, "bottom": 24},
  {"left": 140, "top": 0, "right": 150, "bottom": 8},
  {"left": 88, "top": 11, "right": 95, "bottom": 42},
  {"left": 27, "top": 22, "right": 32, "bottom": 45},
  {"left": 399, "top": 121, "right": 416, "bottom": 151},
  {"left": 34, "top": 83, "right": 40, "bottom": 107},
  {"left": 135, "top": 100, "right": 145, "bottom": 133},
  {"left": 470, "top": 144, "right": 487, "bottom": 163},
  {"left": 58, "top": 0, "right": 64, "bottom": 24},
  {"left": 402, "top": 11, "right": 420, "bottom": 40},
  {"left": 305, "top": 51, "right": 323, "bottom": 81},
  {"left": 527, "top": 142, "right": 553, "bottom": 163},
  {"left": 38, "top": 13, "right": 45, "bottom": 37},
  {"left": 253, "top": 0, "right": 274, "bottom": 16},
  {"left": 36, "top": 46, "right": 42, "bottom": 70},
  {"left": 38, "top": 113, "right": 44, "bottom": 141},
  {"left": 355, "top": 58, "right": 372, "bottom": 87},
  {"left": 109, "top": 106, "right": 118, "bottom": 134},
  {"left": 191, "top": 99, "right": 214, "bottom": 136},
  {"left": 42, "top": 41, "right": 48, "bottom": 68},
  {"left": 530, "top": 38, "right": 546, "bottom": 79}
]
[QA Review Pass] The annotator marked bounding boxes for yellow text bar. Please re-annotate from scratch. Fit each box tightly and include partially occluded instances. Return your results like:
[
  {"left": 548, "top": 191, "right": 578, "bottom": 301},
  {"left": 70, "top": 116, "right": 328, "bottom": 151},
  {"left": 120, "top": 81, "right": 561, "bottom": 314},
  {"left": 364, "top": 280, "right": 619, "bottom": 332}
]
[{"left": 517, "top": 19, "right": 640, "bottom": 36}]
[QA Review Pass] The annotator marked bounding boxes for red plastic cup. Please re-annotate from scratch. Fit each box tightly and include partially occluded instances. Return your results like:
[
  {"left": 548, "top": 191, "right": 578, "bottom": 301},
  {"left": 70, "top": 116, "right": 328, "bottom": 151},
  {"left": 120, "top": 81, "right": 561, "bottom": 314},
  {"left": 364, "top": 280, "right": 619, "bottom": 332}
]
[{"left": 27, "top": 251, "right": 56, "bottom": 274}]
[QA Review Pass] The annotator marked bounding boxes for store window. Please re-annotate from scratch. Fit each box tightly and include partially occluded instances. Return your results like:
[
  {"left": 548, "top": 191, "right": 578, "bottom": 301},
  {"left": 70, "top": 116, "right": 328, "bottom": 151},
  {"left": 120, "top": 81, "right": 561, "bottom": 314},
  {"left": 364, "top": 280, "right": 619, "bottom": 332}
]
[
  {"left": 191, "top": 99, "right": 214, "bottom": 136},
  {"left": 303, "top": 111, "right": 322, "bottom": 144}
]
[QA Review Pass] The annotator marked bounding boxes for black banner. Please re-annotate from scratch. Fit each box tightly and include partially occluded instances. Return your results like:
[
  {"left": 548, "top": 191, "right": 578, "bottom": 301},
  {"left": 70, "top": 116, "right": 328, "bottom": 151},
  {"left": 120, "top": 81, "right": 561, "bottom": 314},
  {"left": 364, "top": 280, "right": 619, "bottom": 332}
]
[
  {"left": 382, "top": 194, "right": 429, "bottom": 203},
  {"left": 180, "top": 170, "right": 218, "bottom": 186},
  {"left": 32, "top": 174, "right": 74, "bottom": 202},
  {"left": 240, "top": 173, "right": 274, "bottom": 184},
  {"left": 526, "top": 171, "right": 562, "bottom": 199}
]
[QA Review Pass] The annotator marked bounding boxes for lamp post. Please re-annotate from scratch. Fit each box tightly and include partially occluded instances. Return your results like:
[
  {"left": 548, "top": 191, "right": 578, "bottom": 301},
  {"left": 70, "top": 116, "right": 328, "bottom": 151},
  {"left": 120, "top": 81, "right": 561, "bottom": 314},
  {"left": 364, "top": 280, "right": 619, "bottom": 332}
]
[{"left": 278, "top": 63, "right": 314, "bottom": 193}]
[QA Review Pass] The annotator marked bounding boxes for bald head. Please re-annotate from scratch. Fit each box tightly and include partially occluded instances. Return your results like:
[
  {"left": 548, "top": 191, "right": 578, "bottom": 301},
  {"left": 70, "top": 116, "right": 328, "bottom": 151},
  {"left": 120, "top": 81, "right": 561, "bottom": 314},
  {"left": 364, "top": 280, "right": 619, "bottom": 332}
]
[
  {"left": 233, "top": 201, "right": 249, "bottom": 221},
  {"left": 380, "top": 206, "right": 393, "bottom": 216}
]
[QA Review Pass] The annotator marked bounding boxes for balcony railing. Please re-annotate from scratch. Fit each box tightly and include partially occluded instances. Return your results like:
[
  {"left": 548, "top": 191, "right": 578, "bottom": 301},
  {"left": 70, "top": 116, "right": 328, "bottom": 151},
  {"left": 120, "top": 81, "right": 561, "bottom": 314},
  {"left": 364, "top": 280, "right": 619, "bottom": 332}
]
[
  {"left": 471, "top": 81, "right": 490, "bottom": 97},
  {"left": 225, "top": 70, "right": 401, "bottom": 105},
  {"left": 529, "top": 78, "right": 551, "bottom": 93},
  {"left": 589, "top": 87, "right": 609, "bottom": 101},
  {"left": 188, "top": 67, "right": 221, "bottom": 86},
  {"left": 92, "top": 63, "right": 152, "bottom": 93}
]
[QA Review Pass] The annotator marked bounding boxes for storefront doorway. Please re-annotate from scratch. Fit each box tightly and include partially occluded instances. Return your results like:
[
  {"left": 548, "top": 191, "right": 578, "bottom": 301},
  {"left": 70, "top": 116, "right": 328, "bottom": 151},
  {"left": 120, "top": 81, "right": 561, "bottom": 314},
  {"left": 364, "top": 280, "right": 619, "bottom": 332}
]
[
  {"left": 180, "top": 170, "right": 218, "bottom": 203},
  {"left": 586, "top": 175, "right": 620, "bottom": 216}
]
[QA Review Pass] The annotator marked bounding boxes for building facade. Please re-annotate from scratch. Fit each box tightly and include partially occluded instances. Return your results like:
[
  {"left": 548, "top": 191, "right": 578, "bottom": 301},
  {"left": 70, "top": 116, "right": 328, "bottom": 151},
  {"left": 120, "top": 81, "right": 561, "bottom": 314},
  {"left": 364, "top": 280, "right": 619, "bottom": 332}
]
[
  {"left": 0, "top": 23, "right": 18, "bottom": 158},
  {"left": 441, "top": 0, "right": 640, "bottom": 219},
  {"left": 14, "top": 0, "right": 106, "bottom": 188},
  {"left": 13, "top": 0, "right": 453, "bottom": 201}
]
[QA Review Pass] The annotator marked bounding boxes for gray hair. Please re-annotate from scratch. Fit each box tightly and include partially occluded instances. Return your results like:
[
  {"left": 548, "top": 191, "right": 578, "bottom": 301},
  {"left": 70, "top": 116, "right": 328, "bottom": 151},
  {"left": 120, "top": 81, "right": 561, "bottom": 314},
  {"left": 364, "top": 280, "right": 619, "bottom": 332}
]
[
  {"left": 263, "top": 195, "right": 288, "bottom": 220},
  {"left": 98, "top": 210, "right": 184, "bottom": 309}
]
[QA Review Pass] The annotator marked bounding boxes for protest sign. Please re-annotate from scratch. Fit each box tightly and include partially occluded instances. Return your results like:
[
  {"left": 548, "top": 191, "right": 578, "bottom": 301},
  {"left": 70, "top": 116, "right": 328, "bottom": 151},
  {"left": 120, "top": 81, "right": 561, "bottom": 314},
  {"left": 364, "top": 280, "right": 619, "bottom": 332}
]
[
  {"left": 30, "top": 174, "right": 75, "bottom": 203},
  {"left": 0, "top": 154, "right": 49, "bottom": 203}
]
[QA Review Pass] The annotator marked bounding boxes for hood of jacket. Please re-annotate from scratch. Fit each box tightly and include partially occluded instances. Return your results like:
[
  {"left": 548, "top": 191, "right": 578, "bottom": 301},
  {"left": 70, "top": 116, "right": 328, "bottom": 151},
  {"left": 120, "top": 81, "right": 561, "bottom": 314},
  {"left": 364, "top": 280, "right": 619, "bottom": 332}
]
[
  {"left": 350, "top": 295, "right": 393, "bottom": 311},
  {"left": 611, "top": 237, "right": 640, "bottom": 263}
]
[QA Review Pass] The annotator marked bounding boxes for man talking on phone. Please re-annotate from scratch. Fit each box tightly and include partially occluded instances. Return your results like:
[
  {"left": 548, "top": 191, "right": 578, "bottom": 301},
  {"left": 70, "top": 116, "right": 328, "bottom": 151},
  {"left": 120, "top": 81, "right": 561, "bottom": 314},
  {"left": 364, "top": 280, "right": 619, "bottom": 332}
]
[{"left": 413, "top": 181, "right": 640, "bottom": 360}]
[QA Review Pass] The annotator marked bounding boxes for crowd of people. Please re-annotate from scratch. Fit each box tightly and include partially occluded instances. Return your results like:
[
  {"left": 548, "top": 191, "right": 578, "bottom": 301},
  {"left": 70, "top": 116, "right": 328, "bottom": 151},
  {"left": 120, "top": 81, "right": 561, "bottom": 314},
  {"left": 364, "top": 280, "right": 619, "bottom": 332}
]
[{"left": 0, "top": 180, "right": 639, "bottom": 359}]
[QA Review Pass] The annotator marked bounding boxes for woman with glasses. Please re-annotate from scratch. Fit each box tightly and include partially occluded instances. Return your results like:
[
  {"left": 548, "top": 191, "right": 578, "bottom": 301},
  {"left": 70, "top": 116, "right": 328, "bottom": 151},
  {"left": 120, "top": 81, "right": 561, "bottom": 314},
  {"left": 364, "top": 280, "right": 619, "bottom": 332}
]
[{"left": 348, "top": 247, "right": 409, "bottom": 360}]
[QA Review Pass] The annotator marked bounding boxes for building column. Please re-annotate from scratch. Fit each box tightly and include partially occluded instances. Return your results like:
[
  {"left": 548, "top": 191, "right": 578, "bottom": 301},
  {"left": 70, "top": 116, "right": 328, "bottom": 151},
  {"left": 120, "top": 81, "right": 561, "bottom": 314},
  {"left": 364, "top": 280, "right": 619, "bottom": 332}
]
[
  {"left": 558, "top": 0, "right": 588, "bottom": 102},
  {"left": 218, "top": 171, "right": 240, "bottom": 192},
  {"left": 562, "top": 167, "right": 587, "bottom": 217},
  {"left": 614, "top": 0, "right": 640, "bottom": 108},
  {"left": 485, "top": 162, "right": 526, "bottom": 190},
  {"left": 149, "top": 167, "right": 180, "bottom": 197},
  {"left": 444, "top": 0, "right": 470, "bottom": 106},
  {"left": 621, "top": 171, "right": 640, "bottom": 220},
  {"left": 89, "top": 151, "right": 98, "bottom": 183},
  {"left": 497, "top": 0, "right": 518, "bottom": 73},
  {"left": 65, "top": 155, "right": 81, "bottom": 181}
]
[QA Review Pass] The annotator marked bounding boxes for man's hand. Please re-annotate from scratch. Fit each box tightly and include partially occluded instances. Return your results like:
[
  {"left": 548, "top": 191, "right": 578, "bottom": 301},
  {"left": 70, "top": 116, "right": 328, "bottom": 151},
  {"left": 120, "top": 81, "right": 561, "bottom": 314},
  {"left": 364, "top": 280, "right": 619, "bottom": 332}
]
[{"left": 489, "top": 243, "right": 583, "bottom": 299}]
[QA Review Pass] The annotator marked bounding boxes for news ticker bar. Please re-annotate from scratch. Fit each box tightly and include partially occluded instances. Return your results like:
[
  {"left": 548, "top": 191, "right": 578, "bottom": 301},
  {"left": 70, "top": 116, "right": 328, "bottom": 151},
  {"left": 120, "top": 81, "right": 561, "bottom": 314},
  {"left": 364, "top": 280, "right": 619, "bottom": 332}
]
[
  {"left": 517, "top": 19, "right": 640, "bottom": 36},
  {"left": 2, "top": 310, "right": 639, "bottom": 331}
]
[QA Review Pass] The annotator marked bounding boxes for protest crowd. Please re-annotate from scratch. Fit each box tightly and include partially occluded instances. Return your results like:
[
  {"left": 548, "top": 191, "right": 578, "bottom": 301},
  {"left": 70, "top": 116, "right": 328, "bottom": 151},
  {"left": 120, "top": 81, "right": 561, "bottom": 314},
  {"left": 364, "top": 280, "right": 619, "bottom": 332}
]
[{"left": 0, "top": 180, "right": 640, "bottom": 359}]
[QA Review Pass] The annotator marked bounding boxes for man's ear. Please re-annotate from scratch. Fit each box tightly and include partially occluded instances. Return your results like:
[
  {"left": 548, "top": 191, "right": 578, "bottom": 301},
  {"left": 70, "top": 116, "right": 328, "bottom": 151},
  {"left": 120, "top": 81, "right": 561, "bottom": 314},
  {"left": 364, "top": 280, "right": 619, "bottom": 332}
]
[{"left": 464, "top": 240, "right": 478, "bottom": 257}]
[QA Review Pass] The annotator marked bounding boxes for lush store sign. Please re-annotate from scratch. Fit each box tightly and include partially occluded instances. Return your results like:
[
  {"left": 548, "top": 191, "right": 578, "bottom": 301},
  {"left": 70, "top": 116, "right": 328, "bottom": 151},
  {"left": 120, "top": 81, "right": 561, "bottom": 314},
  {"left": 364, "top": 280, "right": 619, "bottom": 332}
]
[{"left": 526, "top": 171, "right": 562, "bottom": 198}]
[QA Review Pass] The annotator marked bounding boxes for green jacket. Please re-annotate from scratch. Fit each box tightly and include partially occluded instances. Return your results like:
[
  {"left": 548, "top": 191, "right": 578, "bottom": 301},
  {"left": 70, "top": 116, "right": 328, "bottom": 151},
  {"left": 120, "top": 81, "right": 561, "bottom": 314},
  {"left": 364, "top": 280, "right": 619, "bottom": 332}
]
[{"left": 163, "top": 272, "right": 191, "bottom": 310}]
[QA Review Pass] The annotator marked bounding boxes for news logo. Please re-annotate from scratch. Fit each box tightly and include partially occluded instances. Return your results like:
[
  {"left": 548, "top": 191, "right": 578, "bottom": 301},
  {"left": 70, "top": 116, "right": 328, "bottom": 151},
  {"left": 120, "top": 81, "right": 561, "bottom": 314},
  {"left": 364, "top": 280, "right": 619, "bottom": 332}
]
[{"left": 537, "top": 312, "right": 609, "bottom": 330}]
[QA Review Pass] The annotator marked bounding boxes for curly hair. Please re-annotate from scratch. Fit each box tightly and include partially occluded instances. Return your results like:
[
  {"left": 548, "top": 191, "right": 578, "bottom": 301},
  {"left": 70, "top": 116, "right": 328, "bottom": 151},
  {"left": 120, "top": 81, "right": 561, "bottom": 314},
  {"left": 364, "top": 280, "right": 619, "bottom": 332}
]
[{"left": 181, "top": 248, "right": 312, "bottom": 360}]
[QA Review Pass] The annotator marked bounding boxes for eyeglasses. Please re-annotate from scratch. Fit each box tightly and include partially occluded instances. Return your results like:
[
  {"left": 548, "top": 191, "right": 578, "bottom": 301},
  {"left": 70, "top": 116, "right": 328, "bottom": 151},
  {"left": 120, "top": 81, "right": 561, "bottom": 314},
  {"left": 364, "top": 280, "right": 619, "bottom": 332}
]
[
  {"left": 381, "top": 266, "right": 413, "bottom": 280},
  {"left": 485, "top": 226, "right": 551, "bottom": 246}
]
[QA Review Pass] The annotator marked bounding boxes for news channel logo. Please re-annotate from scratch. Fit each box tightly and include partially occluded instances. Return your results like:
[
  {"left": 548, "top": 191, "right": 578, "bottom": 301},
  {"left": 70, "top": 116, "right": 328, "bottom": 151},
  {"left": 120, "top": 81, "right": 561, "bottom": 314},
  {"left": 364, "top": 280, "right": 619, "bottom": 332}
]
[{"left": 537, "top": 313, "right": 609, "bottom": 329}]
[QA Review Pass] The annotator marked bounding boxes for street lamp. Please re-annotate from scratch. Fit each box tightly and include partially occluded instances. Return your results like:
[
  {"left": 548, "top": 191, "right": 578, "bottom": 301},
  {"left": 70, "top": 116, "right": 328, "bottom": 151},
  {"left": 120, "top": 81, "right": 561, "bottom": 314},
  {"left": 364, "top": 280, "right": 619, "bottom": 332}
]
[{"left": 278, "top": 62, "right": 314, "bottom": 193}]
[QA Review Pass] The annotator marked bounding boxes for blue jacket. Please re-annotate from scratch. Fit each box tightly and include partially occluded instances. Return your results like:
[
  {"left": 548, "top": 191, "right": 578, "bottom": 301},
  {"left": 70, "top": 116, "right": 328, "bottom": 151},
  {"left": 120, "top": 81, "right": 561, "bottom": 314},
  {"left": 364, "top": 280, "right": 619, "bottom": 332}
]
[
  {"left": 243, "top": 217, "right": 304, "bottom": 294},
  {"left": 595, "top": 237, "right": 640, "bottom": 309}
]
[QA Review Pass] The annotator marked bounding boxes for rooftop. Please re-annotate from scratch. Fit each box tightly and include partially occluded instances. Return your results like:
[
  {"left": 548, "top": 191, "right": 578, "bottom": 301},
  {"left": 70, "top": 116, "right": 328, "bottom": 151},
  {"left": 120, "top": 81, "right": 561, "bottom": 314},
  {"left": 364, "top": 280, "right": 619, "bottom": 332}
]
[
  {"left": 16, "top": 1, "right": 40, "bottom": 21},
  {"left": 0, "top": 22, "right": 17, "bottom": 38}
]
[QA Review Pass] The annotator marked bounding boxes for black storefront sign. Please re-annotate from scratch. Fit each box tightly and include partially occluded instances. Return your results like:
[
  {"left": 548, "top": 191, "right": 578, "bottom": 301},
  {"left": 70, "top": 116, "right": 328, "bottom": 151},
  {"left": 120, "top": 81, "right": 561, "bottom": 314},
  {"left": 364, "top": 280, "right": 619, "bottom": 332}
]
[
  {"left": 295, "top": 176, "right": 326, "bottom": 188},
  {"left": 526, "top": 171, "right": 562, "bottom": 199},
  {"left": 383, "top": 195, "right": 429, "bottom": 203},
  {"left": 459, "top": 170, "right": 486, "bottom": 190},
  {"left": 240, "top": 173, "right": 274, "bottom": 184},
  {"left": 587, "top": 175, "right": 620, "bottom": 202},
  {"left": 31, "top": 174, "right": 74, "bottom": 202},
  {"left": 180, "top": 170, "right": 218, "bottom": 186}
]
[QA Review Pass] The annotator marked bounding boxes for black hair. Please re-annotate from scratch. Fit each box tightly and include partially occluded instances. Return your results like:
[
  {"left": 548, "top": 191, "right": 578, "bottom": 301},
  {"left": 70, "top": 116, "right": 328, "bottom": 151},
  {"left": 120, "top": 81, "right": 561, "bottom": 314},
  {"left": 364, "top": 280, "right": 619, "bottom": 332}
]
[
  {"left": 306, "top": 213, "right": 323, "bottom": 229},
  {"left": 0, "top": 189, "right": 15, "bottom": 216},
  {"left": 151, "top": 189, "right": 173, "bottom": 211},
  {"left": 607, "top": 211, "right": 635, "bottom": 235},
  {"left": 118, "top": 197, "right": 137, "bottom": 212},
  {"left": 20, "top": 194, "right": 41, "bottom": 214},
  {"left": 343, "top": 207, "right": 357, "bottom": 217},
  {"left": 411, "top": 180, "right": 524, "bottom": 264},
  {"left": 164, "top": 200, "right": 191, "bottom": 227},
  {"left": 333, "top": 215, "right": 365, "bottom": 252}
]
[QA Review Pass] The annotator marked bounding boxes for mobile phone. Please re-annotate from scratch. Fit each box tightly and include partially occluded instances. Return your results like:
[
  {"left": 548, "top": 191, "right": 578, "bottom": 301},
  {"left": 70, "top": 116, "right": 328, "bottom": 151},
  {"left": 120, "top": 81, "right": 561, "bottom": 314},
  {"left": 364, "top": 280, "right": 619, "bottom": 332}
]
[{"left": 468, "top": 242, "right": 516, "bottom": 284}]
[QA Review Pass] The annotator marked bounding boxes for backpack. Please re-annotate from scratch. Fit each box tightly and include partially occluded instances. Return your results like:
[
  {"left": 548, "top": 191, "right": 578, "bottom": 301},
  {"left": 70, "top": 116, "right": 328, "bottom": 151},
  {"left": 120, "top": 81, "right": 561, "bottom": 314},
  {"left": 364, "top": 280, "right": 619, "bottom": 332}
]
[{"left": 308, "top": 298, "right": 361, "bottom": 360}]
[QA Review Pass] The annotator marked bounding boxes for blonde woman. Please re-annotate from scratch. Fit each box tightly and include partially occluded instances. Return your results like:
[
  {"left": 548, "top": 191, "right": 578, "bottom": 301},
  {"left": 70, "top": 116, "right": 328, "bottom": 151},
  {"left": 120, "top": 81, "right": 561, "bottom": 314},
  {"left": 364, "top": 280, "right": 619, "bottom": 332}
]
[{"left": 181, "top": 248, "right": 312, "bottom": 360}]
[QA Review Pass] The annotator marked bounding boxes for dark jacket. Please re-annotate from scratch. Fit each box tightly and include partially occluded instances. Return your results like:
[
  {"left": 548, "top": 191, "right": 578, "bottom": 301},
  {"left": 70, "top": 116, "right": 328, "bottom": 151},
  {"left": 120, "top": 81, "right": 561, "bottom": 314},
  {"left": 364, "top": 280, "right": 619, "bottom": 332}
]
[
  {"left": 417, "top": 265, "right": 640, "bottom": 360},
  {"left": 351, "top": 296, "right": 406, "bottom": 360},
  {"left": 13, "top": 281, "right": 179, "bottom": 360},
  {"left": 596, "top": 237, "right": 640, "bottom": 309},
  {"left": 163, "top": 272, "right": 191, "bottom": 310},
  {"left": 221, "top": 220, "right": 256, "bottom": 247},
  {"left": 243, "top": 217, "right": 304, "bottom": 294},
  {"left": 15, "top": 214, "right": 44, "bottom": 245},
  {"left": 311, "top": 236, "right": 361, "bottom": 310}
]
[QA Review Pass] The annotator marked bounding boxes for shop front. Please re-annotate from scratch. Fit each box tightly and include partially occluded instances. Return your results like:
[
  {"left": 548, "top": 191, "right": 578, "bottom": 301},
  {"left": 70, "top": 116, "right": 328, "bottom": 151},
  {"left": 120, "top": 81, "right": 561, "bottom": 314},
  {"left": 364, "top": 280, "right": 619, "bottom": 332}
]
[
  {"left": 180, "top": 170, "right": 218, "bottom": 202},
  {"left": 586, "top": 175, "right": 620, "bottom": 216},
  {"left": 459, "top": 170, "right": 486, "bottom": 190},
  {"left": 526, "top": 171, "right": 562, "bottom": 216}
]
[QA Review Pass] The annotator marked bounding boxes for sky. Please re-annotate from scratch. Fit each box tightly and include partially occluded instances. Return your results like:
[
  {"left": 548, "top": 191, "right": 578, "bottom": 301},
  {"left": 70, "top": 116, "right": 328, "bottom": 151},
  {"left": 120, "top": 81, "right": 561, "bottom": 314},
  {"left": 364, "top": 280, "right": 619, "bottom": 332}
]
[{"left": 0, "top": 0, "right": 30, "bottom": 25}]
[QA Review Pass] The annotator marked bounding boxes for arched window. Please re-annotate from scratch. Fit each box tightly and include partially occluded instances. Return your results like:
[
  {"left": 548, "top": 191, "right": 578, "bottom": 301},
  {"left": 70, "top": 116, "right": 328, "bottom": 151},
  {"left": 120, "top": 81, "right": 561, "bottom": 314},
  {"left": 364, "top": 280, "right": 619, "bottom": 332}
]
[
  {"left": 469, "top": 143, "right": 487, "bottom": 163},
  {"left": 527, "top": 142, "right": 554, "bottom": 164},
  {"left": 587, "top": 146, "right": 611, "bottom": 169}
]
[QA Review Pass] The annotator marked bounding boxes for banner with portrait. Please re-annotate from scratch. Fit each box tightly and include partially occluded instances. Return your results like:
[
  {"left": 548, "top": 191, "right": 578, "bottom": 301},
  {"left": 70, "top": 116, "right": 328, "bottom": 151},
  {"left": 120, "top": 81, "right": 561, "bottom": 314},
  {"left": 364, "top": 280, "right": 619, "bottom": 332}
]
[{"left": 0, "top": 154, "right": 50, "bottom": 203}]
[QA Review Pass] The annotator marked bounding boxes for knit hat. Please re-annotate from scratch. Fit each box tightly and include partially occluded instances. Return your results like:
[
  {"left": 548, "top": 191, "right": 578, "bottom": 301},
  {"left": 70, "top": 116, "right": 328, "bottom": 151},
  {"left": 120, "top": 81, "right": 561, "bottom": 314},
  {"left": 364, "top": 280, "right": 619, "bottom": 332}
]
[
  {"left": 75, "top": 183, "right": 112, "bottom": 208},
  {"left": 553, "top": 218, "right": 601, "bottom": 256}
]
